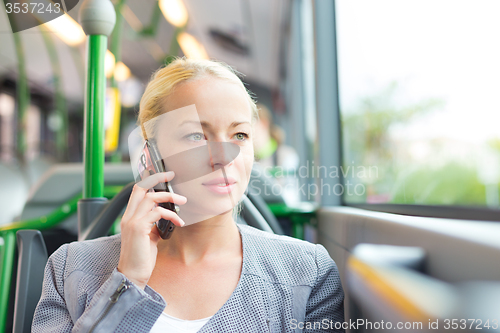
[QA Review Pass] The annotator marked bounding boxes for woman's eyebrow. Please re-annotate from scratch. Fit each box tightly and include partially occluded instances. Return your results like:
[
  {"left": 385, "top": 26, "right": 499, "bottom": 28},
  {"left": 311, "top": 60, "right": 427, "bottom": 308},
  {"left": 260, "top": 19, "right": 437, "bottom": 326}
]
[
  {"left": 229, "top": 121, "right": 251, "bottom": 128},
  {"left": 179, "top": 120, "right": 203, "bottom": 127},
  {"left": 179, "top": 120, "right": 250, "bottom": 128}
]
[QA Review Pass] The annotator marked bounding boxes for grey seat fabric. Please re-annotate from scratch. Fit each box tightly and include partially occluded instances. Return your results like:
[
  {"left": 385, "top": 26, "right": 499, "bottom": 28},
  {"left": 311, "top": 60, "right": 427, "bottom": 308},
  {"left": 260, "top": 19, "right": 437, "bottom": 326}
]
[{"left": 13, "top": 230, "right": 48, "bottom": 333}]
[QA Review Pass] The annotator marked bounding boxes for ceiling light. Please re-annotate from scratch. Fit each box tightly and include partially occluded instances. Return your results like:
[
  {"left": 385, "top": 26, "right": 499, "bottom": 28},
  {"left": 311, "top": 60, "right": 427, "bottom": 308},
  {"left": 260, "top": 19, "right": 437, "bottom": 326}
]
[
  {"left": 44, "top": 14, "right": 86, "bottom": 46},
  {"left": 159, "top": 0, "right": 188, "bottom": 28},
  {"left": 114, "top": 62, "right": 131, "bottom": 82},
  {"left": 105, "top": 50, "right": 116, "bottom": 78},
  {"left": 0, "top": 94, "right": 15, "bottom": 117},
  {"left": 177, "top": 32, "right": 208, "bottom": 60}
]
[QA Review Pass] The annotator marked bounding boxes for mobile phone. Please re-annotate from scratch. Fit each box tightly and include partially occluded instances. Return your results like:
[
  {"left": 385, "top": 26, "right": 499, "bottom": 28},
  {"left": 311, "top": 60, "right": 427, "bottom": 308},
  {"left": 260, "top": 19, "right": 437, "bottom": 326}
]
[{"left": 137, "top": 140, "right": 179, "bottom": 239}]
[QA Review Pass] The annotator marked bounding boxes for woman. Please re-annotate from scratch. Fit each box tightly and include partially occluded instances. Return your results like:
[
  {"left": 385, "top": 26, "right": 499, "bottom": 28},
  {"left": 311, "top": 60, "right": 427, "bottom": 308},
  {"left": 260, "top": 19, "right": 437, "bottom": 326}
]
[{"left": 32, "top": 58, "right": 344, "bottom": 332}]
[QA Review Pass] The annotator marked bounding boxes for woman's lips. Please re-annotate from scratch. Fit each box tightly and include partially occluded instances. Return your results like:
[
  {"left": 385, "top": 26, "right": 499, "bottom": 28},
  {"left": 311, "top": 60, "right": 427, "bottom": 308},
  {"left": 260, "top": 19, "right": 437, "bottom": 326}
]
[
  {"left": 203, "top": 182, "right": 236, "bottom": 194},
  {"left": 202, "top": 176, "right": 237, "bottom": 194}
]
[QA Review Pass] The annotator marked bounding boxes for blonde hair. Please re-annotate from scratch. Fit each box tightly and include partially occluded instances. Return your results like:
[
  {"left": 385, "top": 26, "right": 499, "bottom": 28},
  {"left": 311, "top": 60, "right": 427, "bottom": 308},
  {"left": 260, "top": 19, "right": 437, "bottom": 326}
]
[{"left": 139, "top": 57, "right": 258, "bottom": 139}]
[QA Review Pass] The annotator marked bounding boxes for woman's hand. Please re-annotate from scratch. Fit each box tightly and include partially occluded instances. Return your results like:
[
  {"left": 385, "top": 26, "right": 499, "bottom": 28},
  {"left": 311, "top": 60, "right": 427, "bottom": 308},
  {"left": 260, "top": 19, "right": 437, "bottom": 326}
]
[{"left": 117, "top": 171, "right": 187, "bottom": 289}]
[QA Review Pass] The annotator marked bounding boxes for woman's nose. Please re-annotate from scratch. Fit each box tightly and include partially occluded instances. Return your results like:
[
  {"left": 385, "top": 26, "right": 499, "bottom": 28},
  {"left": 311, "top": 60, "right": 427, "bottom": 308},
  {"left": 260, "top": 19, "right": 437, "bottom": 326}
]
[{"left": 208, "top": 141, "right": 239, "bottom": 170}]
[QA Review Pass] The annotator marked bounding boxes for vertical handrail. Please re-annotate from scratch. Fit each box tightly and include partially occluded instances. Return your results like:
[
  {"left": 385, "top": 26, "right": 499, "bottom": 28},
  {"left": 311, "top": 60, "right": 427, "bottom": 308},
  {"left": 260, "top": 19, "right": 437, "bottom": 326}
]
[
  {"left": 109, "top": 0, "right": 126, "bottom": 89},
  {"left": 79, "top": 0, "right": 116, "bottom": 199},
  {"left": 40, "top": 28, "right": 68, "bottom": 161},
  {"left": 0, "top": 231, "right": 16, "bottom": 333},
  {"left": 12, "top": 32, "right": 29, "bottom": 162},
  {"left": 78, "top": 0, "right": 116, "bottom": 235},
  {"left": 83, "top": 34, "right": 107, "bottom": 199},
  {"left": 108, "top": 0, "right": 126, "bottom": 162}
]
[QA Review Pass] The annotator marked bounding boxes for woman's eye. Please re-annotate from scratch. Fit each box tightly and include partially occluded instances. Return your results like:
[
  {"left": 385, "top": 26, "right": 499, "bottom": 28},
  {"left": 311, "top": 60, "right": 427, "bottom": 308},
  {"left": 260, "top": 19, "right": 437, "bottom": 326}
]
[
  {"left": 186, "top": 132, "right": 206, "bottom": 141},
  {"left": 234, "top": 132, "right": 249, "bottom": 141}
]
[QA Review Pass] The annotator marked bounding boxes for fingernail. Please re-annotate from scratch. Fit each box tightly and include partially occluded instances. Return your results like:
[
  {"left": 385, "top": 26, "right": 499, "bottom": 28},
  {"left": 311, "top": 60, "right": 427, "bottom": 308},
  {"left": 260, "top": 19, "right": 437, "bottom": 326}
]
[{"left": 180, "top": 219, "right": 185, "bottom": 227}]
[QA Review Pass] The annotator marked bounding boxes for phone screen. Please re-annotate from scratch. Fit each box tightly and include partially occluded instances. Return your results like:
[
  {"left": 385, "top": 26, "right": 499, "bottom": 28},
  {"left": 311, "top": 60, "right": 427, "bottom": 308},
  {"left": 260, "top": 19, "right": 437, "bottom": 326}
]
[{"left": 137, "top": 141, "right": 179, "bottom": 239}]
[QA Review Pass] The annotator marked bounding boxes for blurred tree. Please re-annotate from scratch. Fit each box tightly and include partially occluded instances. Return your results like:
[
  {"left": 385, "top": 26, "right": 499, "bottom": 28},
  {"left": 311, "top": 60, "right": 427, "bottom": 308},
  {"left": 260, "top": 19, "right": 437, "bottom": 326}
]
[
  {"left": 391, "top": 162, "right": 486, "bottom": 205},
  {"left": 341, "top": 82, "right": 444, "bottom": 202},
  {"left": 342, "top": 82, "right": 443, "bottom": 167}
]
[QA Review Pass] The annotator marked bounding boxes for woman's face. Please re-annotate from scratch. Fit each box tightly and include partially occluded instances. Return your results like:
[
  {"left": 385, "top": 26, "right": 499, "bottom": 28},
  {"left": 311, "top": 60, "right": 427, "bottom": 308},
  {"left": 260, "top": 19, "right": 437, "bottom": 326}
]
[{"left": 155, "top": 77, "right": 254, "bottom": 225}]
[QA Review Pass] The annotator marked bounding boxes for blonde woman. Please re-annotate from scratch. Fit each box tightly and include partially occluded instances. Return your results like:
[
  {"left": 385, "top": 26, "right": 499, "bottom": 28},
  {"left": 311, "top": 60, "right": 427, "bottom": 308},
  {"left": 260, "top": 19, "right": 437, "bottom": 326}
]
[{"left": 32, "top": 58, "right": 344, "bottom": 332}]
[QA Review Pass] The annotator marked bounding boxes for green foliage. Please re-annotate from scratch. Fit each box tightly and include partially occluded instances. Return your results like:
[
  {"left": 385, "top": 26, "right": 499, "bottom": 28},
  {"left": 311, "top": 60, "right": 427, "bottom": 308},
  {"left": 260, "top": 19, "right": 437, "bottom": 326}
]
[
  {"left": 342, "top": 82, "right": 444, "bottom": 167},
  {"left": 339, "top": 82, "right": 500, "bottom": 206},
  {"left": 488, "top": 138, "right": 500, "bottom": 153},
  {"left": 391, "top": 162, "right": 487, "bottom": 206},
  {"left": 341, "top": 83, "right": 500, "bottom": 207}
]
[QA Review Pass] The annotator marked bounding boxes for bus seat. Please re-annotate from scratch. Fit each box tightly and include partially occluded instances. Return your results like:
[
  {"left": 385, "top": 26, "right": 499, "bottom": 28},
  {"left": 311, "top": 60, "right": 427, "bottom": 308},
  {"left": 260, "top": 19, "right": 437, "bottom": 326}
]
[
  {"left": 0, "top": 163, "right": 29, "bottom": 226},
  {"left": 236, "top": 214, "right": 247, "bottom": 226},
  {"left": 246, "top": 187, "right": 284, "bottom": 235},
  {"left": 24, "top": 155, "right": 55, "bottom": 187},
  {"left": 19, "top": 163, "right": 134, "bottom": 233},
  {"left": 13, "top": 230, "right": 48, "bottom": 333},
  {"left": 239, "top": 195, "right": 275, "bottom": 234}
]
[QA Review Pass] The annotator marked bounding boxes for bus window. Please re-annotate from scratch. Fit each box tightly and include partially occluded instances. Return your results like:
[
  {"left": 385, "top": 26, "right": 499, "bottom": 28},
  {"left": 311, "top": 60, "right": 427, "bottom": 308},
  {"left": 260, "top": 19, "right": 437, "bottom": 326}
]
[{"left": 337, "top": 0, "right": 500, "bottom": 210}]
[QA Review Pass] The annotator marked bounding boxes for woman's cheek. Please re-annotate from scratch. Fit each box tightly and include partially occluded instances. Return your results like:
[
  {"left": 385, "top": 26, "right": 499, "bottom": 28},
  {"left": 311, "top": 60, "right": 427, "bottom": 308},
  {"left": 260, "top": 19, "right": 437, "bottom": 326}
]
[{"left": 239, "top": 144, "right": 253, "bottom": 168}]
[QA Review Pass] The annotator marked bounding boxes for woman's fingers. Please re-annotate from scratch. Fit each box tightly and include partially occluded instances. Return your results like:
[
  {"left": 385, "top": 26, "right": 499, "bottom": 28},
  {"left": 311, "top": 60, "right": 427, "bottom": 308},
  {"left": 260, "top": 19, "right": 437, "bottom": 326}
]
[
  {"left": 149, "top": 222, "right": 161, "bottom": 241},
  {"left": 122, "top": 184, "right": 148, "bottom": 221},
  {"left": 134, "top": 191, "right": 187, "bottom": 218},
  {"left": 136, "top": 171, "right": 175, "bottom": 190},
  {"left": 148, "top": 206, "right": 185, "bottom": 227},
  {"left": 123, "top": 172, "right": 176, "bottom": 220},
  {"left": 122, "top": 204, "right": 185, "bottom": 235}
]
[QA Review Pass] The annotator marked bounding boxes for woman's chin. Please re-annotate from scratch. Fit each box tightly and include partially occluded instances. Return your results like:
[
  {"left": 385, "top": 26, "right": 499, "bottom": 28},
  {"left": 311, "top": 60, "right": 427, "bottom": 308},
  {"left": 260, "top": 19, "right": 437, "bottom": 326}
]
[
  {"left": 172, "top": 184, "right": 245, "bottom": 225},
  {"left": 178, "top": 201, "right": 236, "bottom": 226}
]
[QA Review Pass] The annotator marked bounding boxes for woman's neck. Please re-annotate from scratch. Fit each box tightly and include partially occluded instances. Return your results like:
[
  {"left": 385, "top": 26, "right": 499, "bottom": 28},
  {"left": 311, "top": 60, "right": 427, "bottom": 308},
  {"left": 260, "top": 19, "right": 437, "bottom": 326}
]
[{"left": 156, "top": 212, "right": 241, "bottom": 265}]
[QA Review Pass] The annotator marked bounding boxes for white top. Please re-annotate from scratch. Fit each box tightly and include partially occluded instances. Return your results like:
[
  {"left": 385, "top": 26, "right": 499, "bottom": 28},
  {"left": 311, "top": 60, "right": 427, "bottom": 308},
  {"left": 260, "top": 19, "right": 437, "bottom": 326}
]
[{"left": 149, "top": 312, "right": 212, "bottom": 333}]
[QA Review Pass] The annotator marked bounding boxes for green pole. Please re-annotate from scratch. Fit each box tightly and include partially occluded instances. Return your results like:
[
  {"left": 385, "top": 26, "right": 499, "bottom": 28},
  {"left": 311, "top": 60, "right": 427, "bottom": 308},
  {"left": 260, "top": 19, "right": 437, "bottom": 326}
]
[
  {"left": 40, "top": 28, "right": 68, "bottom": 161},
  {"left": 108, "top": 0, "right": 126, "bottom": 162},
  {"left": 140, "top": 1, "right": 162, "bottom": 37},
  {"left": 165, "top": 26, "right": 183, "bottom": 64},
  {"left": 110, "top": 0, "right": 126, "bottom": 89},
  {"left": 78, "top": 0, "right": 116, "bottom": 235},
  {"left": 12, "top": 33, "right": 29, "bottom": 162},
  {"left": 83, "top": 35, "right": 107, "bottom": 198},
  {"left": 0, "top": 231, "right": 16, "bottom": 333},
  {"left": 80, "top": 0, "right": 116, "bottom": 198},
  {"left": 70, "top": 47, "right": 86, "bottom": 94}
]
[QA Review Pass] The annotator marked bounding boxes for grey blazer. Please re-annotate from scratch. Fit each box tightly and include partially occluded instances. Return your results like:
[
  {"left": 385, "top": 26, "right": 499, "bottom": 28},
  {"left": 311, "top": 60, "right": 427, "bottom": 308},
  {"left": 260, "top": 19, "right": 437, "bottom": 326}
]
[{"left": 32, "top": 224, "right": 344, "bottom": 332}]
